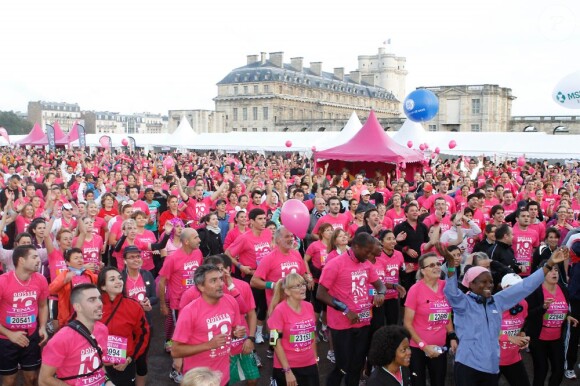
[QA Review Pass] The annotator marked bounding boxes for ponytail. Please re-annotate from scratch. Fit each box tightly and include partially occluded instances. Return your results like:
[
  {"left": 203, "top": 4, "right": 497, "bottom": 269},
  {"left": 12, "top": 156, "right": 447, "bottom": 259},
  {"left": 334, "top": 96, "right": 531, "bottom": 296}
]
[{"left": 268, "top": 279, "right": 285, "bottom": 317}]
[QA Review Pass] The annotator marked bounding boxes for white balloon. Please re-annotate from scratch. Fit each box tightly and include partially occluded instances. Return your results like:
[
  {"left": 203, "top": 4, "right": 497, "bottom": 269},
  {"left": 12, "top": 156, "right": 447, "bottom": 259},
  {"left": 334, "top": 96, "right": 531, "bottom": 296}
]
[{"left": 553, "top": 71, "right": 580, "bottom": 109}]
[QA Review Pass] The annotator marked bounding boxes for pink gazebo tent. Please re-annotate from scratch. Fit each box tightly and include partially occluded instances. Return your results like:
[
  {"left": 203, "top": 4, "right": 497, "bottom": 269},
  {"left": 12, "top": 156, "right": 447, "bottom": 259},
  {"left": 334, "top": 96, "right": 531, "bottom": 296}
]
[
  {"left": 15, "top": 123, "right": 46, "bottom": 145},
  {"left": 28, "top": 122, "right": 69, "bottom": 146},
  {"left": 314, "top": 110, "right": 424, "bottom": 180}
]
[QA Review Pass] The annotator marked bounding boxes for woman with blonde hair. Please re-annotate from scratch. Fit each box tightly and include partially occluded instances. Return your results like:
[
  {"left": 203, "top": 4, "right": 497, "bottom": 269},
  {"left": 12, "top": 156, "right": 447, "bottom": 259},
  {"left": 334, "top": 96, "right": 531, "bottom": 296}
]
[
  {"left": 268, "top": 273, "right": 319, "bottom": 386},
  {"left": 182, "top": 367, "right": 221, "bottom": 386}
]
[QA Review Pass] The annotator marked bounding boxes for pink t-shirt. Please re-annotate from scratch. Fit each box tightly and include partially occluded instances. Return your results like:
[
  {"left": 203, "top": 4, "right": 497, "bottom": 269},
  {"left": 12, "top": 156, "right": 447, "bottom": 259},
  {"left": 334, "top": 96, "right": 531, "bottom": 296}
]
[
  {"left": 42, "top": 321, "right": 109, "bottom": 386},
  {"left": 305, "top": 241, "right": 329, "bottom": 272},
  {"left": 386, "top": 208, "right": 406, "bottom": 227},
  {"left": 422, "top": 214, "right": 452, "bottom": 233},
  {"left": 226, "top": 229, "right": 272, "bottom": 269},
  {"left": 253, "top": 248, "right": 307, "bottom": 305},
  {"left": 319, "top": 250, "right": 379, "bottom": 330},
  {"left": 48, "top": 249, "right": 68, "bottom": 282},
  {"left": 405, "top": 279, "right": 451, "bottom": 347},
  {"left": 312, "top": 213, "right": 350, "bottom": 234},
  {"left": 381, "top": 250, "right": 404, "bottom": 300},
  {"left": 73, "top": 235, "right": 103, "bottom": 268},
  {"left": 267, "top": 300, "right": 317, "bottom": 369},
  {"left": 539, "top": 285, "right": 567, "bottom": 341},
  {"left": 15, "top": 215, "right": 32, "bottom": 234},
  {"left": 125, "top": 274, "right": 147, "bottom": 302},
  {"left": 499, "top": 300, "right": 528, "bottom": 366},
  {"left": 184, "top": 196, "right": 214, "bottom": 229},
  {"left": 134, "top": 230, "right": 157, "bottom": 271},
  {"left": 223, "top": 226, "right": 245, "bottom": 251},
  {"left": 0, "top": 271, "right": 49, "bottom": 337},
  {"left": 172, "top": 295, "right": 242, "bottom": 386},
  {"left": 158, "top": 248, "right": 203, "bottom": 309},
  {"left": 511, "top": 225, "right": 540, "bottom": 276},
  {"left": 178, "top": 278, "right": 254, "bottom": 355}
]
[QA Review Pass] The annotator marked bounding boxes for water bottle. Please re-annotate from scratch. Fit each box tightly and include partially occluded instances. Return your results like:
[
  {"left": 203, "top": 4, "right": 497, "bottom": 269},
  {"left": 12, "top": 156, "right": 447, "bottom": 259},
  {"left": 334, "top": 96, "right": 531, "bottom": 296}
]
[{"left": 426, "top": 346, "right": 448, "bottom": 357}]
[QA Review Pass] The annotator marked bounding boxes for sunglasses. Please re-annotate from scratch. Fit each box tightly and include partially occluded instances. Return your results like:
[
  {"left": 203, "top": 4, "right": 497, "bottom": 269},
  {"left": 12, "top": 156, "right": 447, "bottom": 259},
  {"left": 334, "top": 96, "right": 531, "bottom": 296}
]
[{"left": 422, "top": 262, "right": 443, "bottom": 269}]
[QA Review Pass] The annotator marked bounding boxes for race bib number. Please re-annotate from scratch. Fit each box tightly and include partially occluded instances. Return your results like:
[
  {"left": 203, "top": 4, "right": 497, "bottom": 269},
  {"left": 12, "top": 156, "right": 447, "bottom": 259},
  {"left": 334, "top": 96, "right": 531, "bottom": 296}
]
[
  {"left": 7, "top": 315, "right": 35, "bottom": 326},
  {"left": 428, "top": 312, "right": 450, "bottom": 322},
  {"left": 182, "top": 272, "right": 195, "bottom": 288},
  {"left": 104, "top": 335, "right": 128, "bottom": 364},
  {"left": 358, "top": 308, "right": 372, "bottom": 323},
  {"left": 290, "top": 332, "right": 313, "bottom": 344}
]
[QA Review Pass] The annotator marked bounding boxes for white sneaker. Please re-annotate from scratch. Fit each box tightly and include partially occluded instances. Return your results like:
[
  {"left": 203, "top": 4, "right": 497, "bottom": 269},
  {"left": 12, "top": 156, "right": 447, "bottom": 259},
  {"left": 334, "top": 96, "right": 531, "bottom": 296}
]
[
  {"left": 169, "top": 369, "right": 183, "bottom": 383},
  {"left": 564, "top": 370, "right": 577, "bottom": 379},
  {"left": 255, "top": 333, "right": 265, "bottom": 344},
  {"left": 327, "top": 350, "right": 336, "bottom": 363}
]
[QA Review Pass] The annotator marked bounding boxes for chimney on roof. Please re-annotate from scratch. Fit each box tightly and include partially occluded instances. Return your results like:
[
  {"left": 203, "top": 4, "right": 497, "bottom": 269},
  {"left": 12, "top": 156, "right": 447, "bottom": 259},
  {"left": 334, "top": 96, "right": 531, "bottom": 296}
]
[
  {"left": 350, "top": 71, "right": 361, "bottom": 84},
  {"left": 310, "top": 62, "right": 322, "bottom": 76},
  {"left": 290, "top": 57, "right": 304, "bottom": 72},
  {"left": 247, "top": 54, "right": 259, "bottom": 65},
  {"left": 334, "top": 67, "right": 344, "bottom": 81},
  {"left": 269, "top": 52, "right": 284, "bottom": 68},
  {"left": 362, "top": 74, "right": 375, "bottom": 86},
  {"left": 260, "top": 52, "right": 267, "bottom": 64}
]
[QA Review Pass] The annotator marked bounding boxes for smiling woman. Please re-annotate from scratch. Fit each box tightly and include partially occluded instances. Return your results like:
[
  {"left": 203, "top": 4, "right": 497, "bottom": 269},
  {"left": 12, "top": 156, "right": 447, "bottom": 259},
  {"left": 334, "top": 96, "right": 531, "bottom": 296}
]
[{"left": 367, "top": 325, "right": 412, "bottom": 386}]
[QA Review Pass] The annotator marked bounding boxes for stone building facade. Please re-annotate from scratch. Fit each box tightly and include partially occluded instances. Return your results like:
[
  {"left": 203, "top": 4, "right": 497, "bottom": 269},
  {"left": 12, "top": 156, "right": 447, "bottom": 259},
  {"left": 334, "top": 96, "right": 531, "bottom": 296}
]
[
  {"left": 27, "top": 101, "right": 82, "bottom": 131},
  {"left": 418, "top": 85, "right": 515, "bottom": 132},
  {"left": 82, "top": 111, "right": 167, "bottom": 134},
  {"left": 214, "top": 49, "right": 406, "bottom": 132}
]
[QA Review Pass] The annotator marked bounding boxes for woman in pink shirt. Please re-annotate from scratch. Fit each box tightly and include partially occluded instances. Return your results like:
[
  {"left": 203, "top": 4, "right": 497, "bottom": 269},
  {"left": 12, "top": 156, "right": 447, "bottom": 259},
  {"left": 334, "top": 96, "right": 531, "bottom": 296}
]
[
  {"left": 325, "top": 229, "right": 350, "bottom": 262},
  {"left": 525, "top": 261, "right": 579, "bottom": 384},
  {"left": 404, "top": 253, "right": 457, "bottom": 386},
  {"left": 268, "top": 273, "right": 319, "bottom": 386},
  {"left": 386, "top": 194, "right": 406, "bottom": 228},
  {"left": 379, "top": 230, "right": 406, "bottom": 325}
]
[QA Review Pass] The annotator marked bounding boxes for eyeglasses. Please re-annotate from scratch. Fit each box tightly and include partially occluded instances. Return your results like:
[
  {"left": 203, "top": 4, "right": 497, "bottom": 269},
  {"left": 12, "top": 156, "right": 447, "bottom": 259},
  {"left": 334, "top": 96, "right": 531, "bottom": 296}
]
[
  {"left": 288, "top": 283, "right": 307, "bottom": 290},
  {"left": 421, "top": 262, "right": 443, "bottom": 269}
]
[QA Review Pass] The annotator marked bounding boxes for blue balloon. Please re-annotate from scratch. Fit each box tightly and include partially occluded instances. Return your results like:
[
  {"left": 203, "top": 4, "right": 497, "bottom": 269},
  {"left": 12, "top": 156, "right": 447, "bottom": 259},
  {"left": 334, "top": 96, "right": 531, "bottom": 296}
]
[{"left": 403, "top": 89, "right": 439, "bottom": 122}]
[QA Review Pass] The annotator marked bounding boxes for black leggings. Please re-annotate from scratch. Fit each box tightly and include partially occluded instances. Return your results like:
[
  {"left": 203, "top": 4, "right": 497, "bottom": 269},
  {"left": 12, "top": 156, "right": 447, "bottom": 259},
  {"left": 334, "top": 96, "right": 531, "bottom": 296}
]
[
  {"left": 243, "top": 275, "right": 267, "bottom": 321},
  {"left": 500, "top": 360, "right": 530, "bottom": 386},
  {"left": 273, "top": 364, "right": 319, "bottom": 386},
  {"left": 383, "top": 298, "right": 400, "bottom": 325},
  {"left": 327, "top": 326, "right": 370, "bottom": 386},
  {"left": 106, "top": 361, "right": 136, "bottom": 386},
  {"left": 409, "top": 346, "right": 447, "bottom": 386},
  {"left": 565, "top": 298, "right": 580, "bottom": 370},
  {"left": 454, "top": 361, "right": 499, "bottom": 386},
  {"left": 529, "top": 337, "right": 565, "bottom": 386}
]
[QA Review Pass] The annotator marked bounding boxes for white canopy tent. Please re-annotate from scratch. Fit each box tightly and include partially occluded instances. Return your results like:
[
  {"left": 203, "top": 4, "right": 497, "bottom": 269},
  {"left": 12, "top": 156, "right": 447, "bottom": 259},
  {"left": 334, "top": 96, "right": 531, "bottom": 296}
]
[{"left": 314, "top": 112, "right": 363, "bottom": 150}]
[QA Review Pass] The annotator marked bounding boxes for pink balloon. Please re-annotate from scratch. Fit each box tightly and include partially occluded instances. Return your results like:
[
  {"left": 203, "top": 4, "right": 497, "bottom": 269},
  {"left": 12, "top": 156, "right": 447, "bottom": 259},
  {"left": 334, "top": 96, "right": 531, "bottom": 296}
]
[
  {"left": 419, "top": 144, "right": 426, "bottom": 151},
  {"left": 163, "top": 156, "right": 175, "bottom": 169},
  {"left": 285, "top": 140, "right": 292, "bottom": 148},
  {"left": 280, "top": 199, "right": 309, "bottom": 239},
  {"left": 431, "top": 153, "right": 436, "bottom": 159},
  {"left": 434, "top": 147, "right": 440, "bottom": 154},
  {"left": 121, "top": 138, "right": 128, "bottom": 146},
  {"left": 407, "top": 140, "right": 413, "bottom": 148},
  {"left": 311, "top": 146, "right": 316, "bottom": 152},
  {"left": 448, "top": 140, "right": 457, "bottom": 149},
  {"left": 515, "top": 175, "right": 523, "bottom": 184},
  {"left": 517, "top": 156, "right": 526, "bottom": 167},
  {"left": 424, "top": 143, "right": 429, "bottom": 149}
]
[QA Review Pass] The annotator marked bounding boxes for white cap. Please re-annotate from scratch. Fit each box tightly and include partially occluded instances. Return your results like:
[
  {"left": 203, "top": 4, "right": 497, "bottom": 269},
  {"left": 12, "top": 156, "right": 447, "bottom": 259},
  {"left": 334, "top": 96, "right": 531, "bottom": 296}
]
[
  {"left": 361, "top": 189, "right": 371, "bottom": 196},
  {"left": 501, "top": 273, "right": 523, "bottom": 289}
]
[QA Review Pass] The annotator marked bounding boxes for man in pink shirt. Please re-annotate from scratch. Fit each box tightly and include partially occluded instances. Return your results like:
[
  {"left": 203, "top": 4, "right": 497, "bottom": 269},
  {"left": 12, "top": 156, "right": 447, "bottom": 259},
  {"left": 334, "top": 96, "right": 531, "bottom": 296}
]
[
  {"left": 424, "top": 180, "right": 456, "bottom": 214},
  {"left": 511, "top": 209, "right": 540, "bottom": 277},
  {"left": 158, "top": 228, "right": 203, "bottom": 320},
  {"left": 251, "top": 226, "right": 311, "bottom": 306},
  {"left": 482, "top": 185, "right": 500, "bottom": 221},
  {"left": 172, "top": 265, "right": 246, "bottom": 386},
  {"left": 39, "top": 283, "right": 112, "bottom": 386},
  {"left": 316, "top": 233, "right": 390, "bottom": 386},
  {"left": 225, "top": 208, "right": 272, "bottom": 344},
  {"left": 0, "top": 245, "right": 49, "bottom": 386},
  {"left": 502, "top": 190, "right": 518, "bottom": 217},
  {"left": 527, "top": 201, "right": 546, "bottom": 241},
  {"left": 312, "top": 196, "right": 350, "bottom": 236},
  {"left": 423, "top": 197, "right": 453, "bottom": 233},
  {"left": 176, "top": 181, "right": 228, "bottom": 229}
]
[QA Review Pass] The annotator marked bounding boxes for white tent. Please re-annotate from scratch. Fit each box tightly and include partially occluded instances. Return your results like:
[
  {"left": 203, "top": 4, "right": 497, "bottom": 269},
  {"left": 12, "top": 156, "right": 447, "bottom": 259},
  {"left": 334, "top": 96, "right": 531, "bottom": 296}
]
[
  {"left": 314, "top": 112, "right": 363, "bottom": 150},
  {"left": 161, "top": 115, "right": 197, "bottom": 147},
  {"left": 391, "top": 119, "right": 429, "bottom": 149}
]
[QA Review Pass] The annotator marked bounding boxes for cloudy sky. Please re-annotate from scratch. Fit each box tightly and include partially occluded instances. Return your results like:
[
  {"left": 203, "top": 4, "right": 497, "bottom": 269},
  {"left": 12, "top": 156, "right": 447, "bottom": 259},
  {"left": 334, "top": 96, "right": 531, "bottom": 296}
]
[{"left": 0, "top": 0, "right": 577, "bottom": 117}]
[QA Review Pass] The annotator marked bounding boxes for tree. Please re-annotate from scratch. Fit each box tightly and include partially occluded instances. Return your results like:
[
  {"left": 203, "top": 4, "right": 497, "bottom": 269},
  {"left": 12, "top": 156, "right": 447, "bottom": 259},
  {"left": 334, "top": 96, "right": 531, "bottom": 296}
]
[{"left": 0, "top": 111, "right": 33, "bottom": 134}]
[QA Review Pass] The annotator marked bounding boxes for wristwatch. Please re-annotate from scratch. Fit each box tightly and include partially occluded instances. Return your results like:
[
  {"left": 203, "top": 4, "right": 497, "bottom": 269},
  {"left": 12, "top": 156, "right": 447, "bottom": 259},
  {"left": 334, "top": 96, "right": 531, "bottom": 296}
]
[{"left": 247, "top": 336, "right": 256, "bottom": 343}]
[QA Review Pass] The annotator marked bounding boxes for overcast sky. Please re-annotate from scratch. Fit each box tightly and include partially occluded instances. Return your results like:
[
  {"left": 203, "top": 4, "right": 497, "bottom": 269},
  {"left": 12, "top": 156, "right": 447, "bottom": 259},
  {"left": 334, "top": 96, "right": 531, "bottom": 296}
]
[{"left": 0, "top": 0, "right": 577, "bottom": 118}]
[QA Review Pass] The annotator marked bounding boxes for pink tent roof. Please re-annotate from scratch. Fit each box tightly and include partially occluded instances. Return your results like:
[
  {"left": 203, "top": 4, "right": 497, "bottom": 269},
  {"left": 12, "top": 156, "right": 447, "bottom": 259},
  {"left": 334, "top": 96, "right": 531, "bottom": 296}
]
[
  {"left": 28, "top": 122, "right": 70, "bottom": 146},
  {"left": 314, "top": 110, "right": 424, "bottom": 164},
  {"left": 15, "top": 123, "right": 46, "bottom": 145},
  {"left": 68, "top": 122, "right": 79, "bottom": 142}
]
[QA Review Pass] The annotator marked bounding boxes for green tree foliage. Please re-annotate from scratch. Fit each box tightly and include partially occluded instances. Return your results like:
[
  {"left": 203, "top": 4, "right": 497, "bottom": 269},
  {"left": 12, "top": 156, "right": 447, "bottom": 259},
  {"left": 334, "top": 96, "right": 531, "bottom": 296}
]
[{"left": 0, "top": 111, "right": 33, "bottom": 134}]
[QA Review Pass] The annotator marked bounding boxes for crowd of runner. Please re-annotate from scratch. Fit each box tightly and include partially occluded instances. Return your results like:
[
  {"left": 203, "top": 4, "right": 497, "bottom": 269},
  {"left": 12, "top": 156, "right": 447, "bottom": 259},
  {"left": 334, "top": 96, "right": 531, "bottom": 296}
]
[{"left": 0, "top": 146, "right": 579, "bottom": 386}]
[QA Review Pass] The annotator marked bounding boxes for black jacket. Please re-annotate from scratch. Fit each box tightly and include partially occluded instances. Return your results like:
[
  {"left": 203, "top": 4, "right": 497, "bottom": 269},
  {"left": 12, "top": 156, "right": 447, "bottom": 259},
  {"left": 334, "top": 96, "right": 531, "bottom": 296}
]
[
  {"left": 489, "top": 241, "right": 521, "bottom": 274},
  {"left": 472, "top": 239, "right": 495, "bottom": 256},
  {"left": 524, "top": 281, "right": 569, "bottom": 339},
  {"left": 394, "top": 221, "right": 429, "bottom": 265},
  {"left": 198, "top": 228, "right": 224, "bottom": 257},
  {"left": 367, "top": 366, "right": 411, "bottom": 386}
]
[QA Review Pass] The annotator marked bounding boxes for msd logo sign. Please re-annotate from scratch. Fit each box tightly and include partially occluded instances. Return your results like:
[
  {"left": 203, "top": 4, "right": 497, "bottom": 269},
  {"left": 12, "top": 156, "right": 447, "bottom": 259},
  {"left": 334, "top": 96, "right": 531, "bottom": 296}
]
[{"left": 553, "top": 72, "right": 580, "bottom": 109}]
